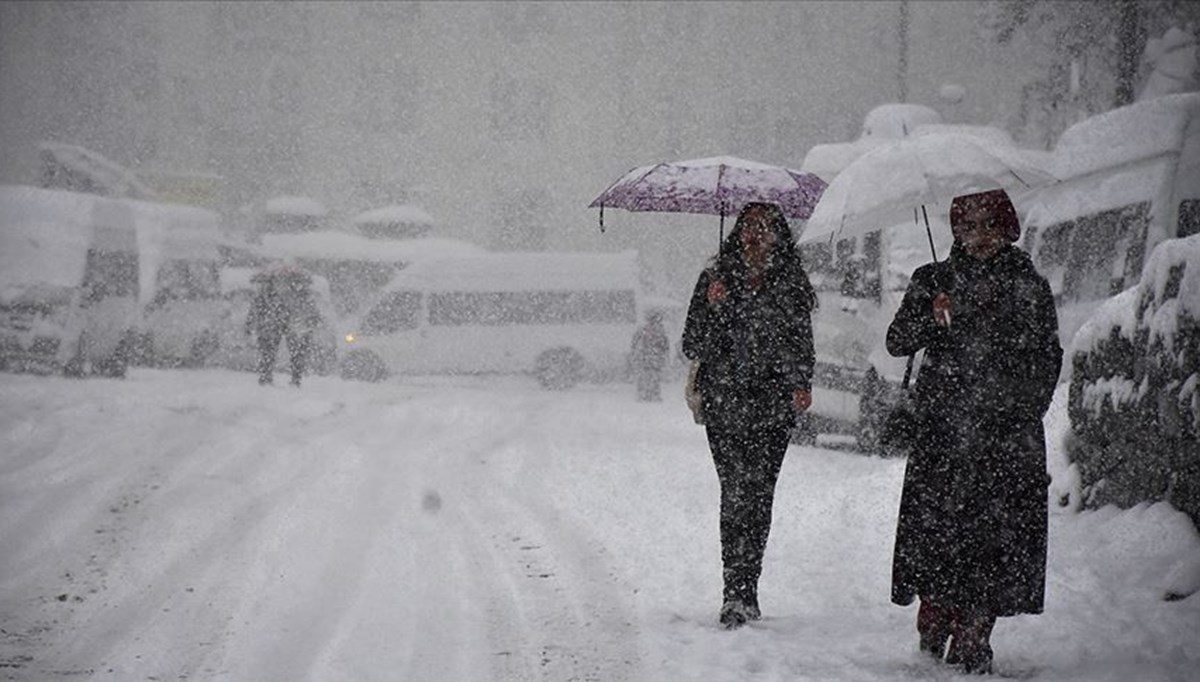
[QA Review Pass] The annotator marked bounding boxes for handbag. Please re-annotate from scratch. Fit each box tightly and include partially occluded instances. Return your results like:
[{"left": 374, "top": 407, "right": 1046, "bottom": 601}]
[
  {"left": 879, "top": 353, "right": 922, "bottom": 452},
  {"left": 685, "top": 360, "right": 705, "bottom": 425}
]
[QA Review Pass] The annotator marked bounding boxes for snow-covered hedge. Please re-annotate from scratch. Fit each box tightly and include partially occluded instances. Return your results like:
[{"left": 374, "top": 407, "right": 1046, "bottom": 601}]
[{"left": 1067, "top": 234, "right": 1200, "bottom": 526}]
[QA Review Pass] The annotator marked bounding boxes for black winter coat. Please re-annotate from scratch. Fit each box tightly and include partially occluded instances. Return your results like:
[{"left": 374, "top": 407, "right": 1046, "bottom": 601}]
[
  {"left": 887, "top": 244, "right": 1062, "bottom": 616},
  {"left": 682, "top": 251, "right": 815, "bottom": 431}
]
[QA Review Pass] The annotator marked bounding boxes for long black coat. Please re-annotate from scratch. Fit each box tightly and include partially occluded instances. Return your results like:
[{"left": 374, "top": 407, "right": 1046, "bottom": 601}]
[
  {"left": 682, "top": 251, "right": 815, "bottom": 430},
  {"left": 887, "top": 244, "right": 1062, "bottom": 616}
]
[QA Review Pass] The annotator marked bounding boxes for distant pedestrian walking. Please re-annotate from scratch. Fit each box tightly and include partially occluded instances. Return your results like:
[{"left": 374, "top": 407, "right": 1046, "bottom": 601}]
[
  {"left": 682, "top": 202, "right": 816, "bottom": 629},
  {"left": 630, "top": 310, "right": 670, "bottom": 401},
  {"left": 245, "top": 266, "right": 322, "bottom": 387},
  {"left": 886, "top": 189, "right": 1062, "bottom": 674}
]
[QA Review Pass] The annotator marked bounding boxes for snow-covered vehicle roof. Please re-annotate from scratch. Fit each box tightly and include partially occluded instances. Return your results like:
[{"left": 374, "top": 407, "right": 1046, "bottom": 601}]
[
  {"left": 1053, "top": 92, "right": 1200, "bottom": 180},
  {"left": 0, "top": 184, "right": 224, "bottom": 305},
  {"left": 0, "top": 185, "right": 95, "bottom": 299},
  {"left": 260, "top": 231, "right": 484, "bottom": 264},
  {"left": 382, "top": 250, "right": 640, "bottom": 294},
  {"left": 37, "top": 140, "right": 159, "bottom": 201}
]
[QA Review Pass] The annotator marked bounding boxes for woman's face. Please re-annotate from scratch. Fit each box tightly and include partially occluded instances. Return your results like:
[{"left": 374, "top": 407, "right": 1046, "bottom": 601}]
[
  {"left": 953, "top": 206, "right": 1007, "bottom": 261},
  {"left": 739, "top": 213, "right": 776, "bottom": 267}
]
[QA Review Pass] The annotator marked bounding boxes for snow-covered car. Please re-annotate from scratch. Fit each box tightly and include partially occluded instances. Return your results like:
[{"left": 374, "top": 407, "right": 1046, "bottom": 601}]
[{"left": 1066, "top": 233, "right": 1199, "bottom": 525}]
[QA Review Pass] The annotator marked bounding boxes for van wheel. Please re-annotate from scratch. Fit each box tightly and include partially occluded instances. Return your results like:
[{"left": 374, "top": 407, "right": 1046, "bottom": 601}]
[
  {"left": 535, "top": 347, "right": 584, "bottom": 390},
  {"left": 340, "top": 349, "right": 388, "bottom": 383}
]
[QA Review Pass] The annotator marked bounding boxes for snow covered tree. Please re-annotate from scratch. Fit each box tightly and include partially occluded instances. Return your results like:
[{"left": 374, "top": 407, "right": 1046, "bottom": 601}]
[{"left": 980, "top": 0, "right": 1200, "bottom": 147}]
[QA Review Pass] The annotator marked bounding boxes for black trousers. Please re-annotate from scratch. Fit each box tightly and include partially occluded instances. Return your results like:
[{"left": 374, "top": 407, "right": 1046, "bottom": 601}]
[
  {"left": 706, "top": 422, "right": 790, "bottom": 604},
  {"left": 256, "top": 329, "right": 311, "bottom": 384}
]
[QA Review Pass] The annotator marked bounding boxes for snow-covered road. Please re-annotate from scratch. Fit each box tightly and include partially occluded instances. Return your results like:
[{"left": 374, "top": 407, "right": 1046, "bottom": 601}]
[{"left": 1, "top": 369, "right": 1197, "bottom": 681}]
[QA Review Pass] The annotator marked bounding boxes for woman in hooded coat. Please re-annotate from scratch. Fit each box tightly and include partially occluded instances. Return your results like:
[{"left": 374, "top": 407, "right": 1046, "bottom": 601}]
[
  {"left": 886, "top": 189, "right": 1062, "bottom": 673},
  {"left": 682, "top": 201, "right": 816, "bottom": 629}
]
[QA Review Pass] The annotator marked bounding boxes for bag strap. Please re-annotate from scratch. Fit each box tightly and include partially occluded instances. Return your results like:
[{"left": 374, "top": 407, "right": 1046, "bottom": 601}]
[{"left": 900, "top": 353, "right": 916, "bottom": 390}]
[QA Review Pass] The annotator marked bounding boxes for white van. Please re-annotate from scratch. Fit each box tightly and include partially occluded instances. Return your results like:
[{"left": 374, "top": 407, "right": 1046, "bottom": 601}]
[
  {"left": 340, "top": 251, "right": 642, "bottom": 388},
  {"left": 1023, "top": 92, "right": 1200, "bottom": 348},
  {"left": 0, "top": 184, "right": 235, "bottom": 376},
  {"left": 0, "top": 186, "right": 140, "bottom": 376}
]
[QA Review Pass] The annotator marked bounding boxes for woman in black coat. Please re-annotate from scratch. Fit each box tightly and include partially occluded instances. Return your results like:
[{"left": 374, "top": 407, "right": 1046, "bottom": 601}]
[
  {"left": 682, "top": 201, "right": 816, "bottom": 629},
  {"left": 886, "top": 189, "right": 1062, "bottom": 674}
]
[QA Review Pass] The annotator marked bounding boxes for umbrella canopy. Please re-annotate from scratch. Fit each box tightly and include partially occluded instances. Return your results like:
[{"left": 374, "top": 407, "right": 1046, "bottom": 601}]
[
  {"left": 798, "top": 133, "right": 1055, "bottom": 248},
  {"left": 589, "top": 156, "right": 827, "bottom": 231}
]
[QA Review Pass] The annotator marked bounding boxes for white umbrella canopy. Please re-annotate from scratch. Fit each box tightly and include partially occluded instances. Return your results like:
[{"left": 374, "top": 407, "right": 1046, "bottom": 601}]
[{"left": 798, "top": 132, "right": 1056, "bottom": 251}]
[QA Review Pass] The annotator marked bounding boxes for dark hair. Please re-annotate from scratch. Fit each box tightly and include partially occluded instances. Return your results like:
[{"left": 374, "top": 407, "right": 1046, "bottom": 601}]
[
  {"left": 715, "top": 201, "right": 816, "bottom": 309},
  {"left": 719, "top": 202, "right": 796, "bottom": 262}
]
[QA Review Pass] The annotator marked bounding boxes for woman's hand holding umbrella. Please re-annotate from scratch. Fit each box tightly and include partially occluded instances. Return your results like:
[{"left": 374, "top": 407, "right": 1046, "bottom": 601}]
[
  {"left": 933, "top": 292, "right": 953, "bottom": 328},
  {"left": 793, "top": 389, "right": 812, "bottom": 413}
]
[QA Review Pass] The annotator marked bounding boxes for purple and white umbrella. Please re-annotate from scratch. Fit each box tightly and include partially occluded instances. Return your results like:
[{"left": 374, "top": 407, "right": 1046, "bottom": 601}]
[{"left": 589, "top": 156, "right": 827, "bottom": 239}]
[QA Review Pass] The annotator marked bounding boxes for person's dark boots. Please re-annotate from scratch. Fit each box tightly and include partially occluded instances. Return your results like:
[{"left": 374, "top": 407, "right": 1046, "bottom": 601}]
[
  {"left": 917, "top": 599, "right": 955, "bottom": 660},
  {"left": 718, "top": 600, "right": 750, "bottom": 629},
  {"left": 744, "top": 590, "right": 761, "bottom": 621},
  {"left": 947, "top": 611, "right": 995, "bottom": 674}
]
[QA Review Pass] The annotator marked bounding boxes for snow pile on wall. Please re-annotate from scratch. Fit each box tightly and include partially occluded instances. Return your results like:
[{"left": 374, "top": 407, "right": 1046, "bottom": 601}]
[{"left": 1067, "top": 233, "right": 1200, "bottom": 525}]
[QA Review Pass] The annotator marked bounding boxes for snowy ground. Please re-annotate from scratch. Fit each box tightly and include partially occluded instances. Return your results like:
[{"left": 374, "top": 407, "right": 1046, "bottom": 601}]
[{"left": 1, "top": 369, "right": 1197, "bottom": 682}]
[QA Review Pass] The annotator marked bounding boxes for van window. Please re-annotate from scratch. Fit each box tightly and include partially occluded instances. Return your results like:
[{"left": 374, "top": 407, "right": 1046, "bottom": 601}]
[
  {"left": 427, "top": 290, "right": 637, "bottom": 327},
  {"left": 1031, "top": 221, "right": 1073, "bottom": 296},
  {"left": 82, "top": 248, "right": 138, "bottom": 304},
  {"left": 1180, "top": 199, "right": 1200, "bottom": 239},
  {"left": 1061, "top": 202, "right": 1150, "bottom": 302},
  {"left": 362, "top": 290, "right": 422, "bottom": 334}
]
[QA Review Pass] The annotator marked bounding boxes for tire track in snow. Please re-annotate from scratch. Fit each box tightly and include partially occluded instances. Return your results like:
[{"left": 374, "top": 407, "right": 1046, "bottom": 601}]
[{"left": 396, "top": 389, "right": 643, "bottom": 682}]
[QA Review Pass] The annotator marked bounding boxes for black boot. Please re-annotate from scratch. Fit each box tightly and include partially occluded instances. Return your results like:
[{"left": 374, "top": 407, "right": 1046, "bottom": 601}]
[
  {"left": 917, "top": 599, "right": 954, "bottom": 660},
  {"left": 718, "top": 599, "right": 750, "bottom": 629}
]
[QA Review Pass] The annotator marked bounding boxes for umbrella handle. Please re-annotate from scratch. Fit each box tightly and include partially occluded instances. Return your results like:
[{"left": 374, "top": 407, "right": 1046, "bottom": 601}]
[
  {"left": 719, "top": 203, "right": 726, "bottom": 255},
  {"left": 921, "top": 205, "right": 939, "bottom": 263},
  {"left": 599, "top": 202, "right": 605, "bottom": 234}
]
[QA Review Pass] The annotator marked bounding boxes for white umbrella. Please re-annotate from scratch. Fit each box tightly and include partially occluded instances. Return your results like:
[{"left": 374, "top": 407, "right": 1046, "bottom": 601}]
[{"left": 799, "top": 132, "right": 1056, "bottom": 259}]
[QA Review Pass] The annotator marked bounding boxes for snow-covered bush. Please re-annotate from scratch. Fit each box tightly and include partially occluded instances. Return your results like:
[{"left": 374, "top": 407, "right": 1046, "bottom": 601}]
[{"left": 1067, "top": 234, "right": 1200, "bottom": 525}]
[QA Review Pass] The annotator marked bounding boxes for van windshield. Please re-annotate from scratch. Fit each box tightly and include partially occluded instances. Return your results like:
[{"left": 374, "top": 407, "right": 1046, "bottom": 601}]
[
  {"left": 362, "top": 290, "right": 422, "bottom": 334},
  {"left": 428, "top": 290, "right": 636, "bottom": 326}
]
